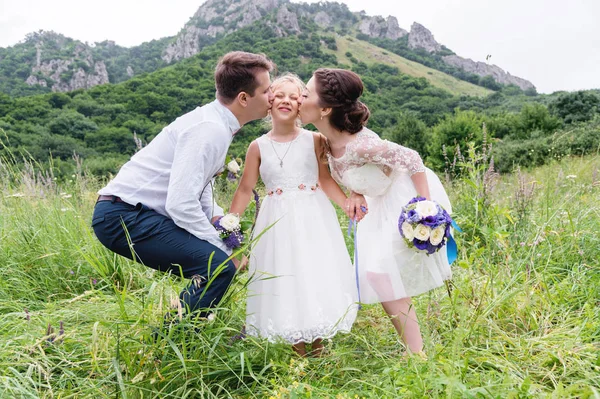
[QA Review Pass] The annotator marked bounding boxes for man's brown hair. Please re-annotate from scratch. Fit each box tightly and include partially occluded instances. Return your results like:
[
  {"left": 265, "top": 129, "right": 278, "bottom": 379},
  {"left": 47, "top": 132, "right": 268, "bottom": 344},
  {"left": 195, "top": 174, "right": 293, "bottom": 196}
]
[{"left": 215, "top": 51, "right": 275, "bottom": 104}]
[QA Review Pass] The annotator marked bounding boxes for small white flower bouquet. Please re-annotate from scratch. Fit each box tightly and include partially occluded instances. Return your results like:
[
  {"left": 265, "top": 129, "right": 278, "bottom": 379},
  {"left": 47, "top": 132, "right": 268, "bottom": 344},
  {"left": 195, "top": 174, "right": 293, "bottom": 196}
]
[{"left": 214, "top": 213, "right": 244, "bottom": 249}]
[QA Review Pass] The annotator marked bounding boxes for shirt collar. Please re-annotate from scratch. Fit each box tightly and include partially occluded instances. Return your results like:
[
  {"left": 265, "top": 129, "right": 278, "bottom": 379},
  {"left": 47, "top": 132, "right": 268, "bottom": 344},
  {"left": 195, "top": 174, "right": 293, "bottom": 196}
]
[{"left": 213, "top": 99, "right": 241, "bottom": 135}]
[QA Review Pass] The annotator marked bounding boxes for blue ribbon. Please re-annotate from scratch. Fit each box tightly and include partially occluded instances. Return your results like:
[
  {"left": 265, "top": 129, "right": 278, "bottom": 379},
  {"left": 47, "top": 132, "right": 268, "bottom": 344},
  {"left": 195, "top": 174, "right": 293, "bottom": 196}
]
[
  {"left": 446, "top": 220, "right": 462, "bottom": 265},
  {"left": 347, "top": 218, "right": 362, "bottom": 309}
]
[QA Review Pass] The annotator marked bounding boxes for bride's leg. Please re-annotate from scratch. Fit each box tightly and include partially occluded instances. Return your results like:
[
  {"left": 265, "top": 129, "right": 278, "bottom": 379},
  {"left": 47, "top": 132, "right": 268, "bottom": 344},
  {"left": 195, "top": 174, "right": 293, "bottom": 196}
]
[
  {"left": 366, "top": 271, "right": 424, "bottom": 353},
  {"left": 381, "top": 298, "right": 424, "bottom": 354}
]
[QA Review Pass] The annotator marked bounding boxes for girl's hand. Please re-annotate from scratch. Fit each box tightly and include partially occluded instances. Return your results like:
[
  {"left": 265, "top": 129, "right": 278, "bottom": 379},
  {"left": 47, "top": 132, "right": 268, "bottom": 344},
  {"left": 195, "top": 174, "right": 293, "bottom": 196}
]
[
  {"left": 345, "top": 192, "right": 368, "bottom": 221},
  {"left": 238, "top": 255, "right": 249, "bottom": 271}
]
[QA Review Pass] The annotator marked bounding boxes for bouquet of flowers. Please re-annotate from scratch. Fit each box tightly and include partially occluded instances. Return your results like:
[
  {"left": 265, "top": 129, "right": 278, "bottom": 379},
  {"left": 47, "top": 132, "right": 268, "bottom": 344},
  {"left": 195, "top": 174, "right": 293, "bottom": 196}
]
[
  {"left": 214, "top": 213, "right": 245, "bottom": 250},
  {"left": 398, "top": 196, "right": 453, "bottom": 255}
]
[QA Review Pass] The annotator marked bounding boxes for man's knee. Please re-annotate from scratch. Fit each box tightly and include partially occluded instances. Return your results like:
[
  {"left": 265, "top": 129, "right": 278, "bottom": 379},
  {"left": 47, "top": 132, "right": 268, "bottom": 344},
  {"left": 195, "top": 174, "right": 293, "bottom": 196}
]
[{"left": 209, "top": 252, "right": 236, "bottom": 282}]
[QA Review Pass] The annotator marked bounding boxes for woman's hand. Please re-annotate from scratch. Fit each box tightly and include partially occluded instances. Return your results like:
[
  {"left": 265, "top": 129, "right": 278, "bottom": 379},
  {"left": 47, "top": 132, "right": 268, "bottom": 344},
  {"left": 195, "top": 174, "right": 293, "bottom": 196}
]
[{"left": 345, "top": 192, "right": 368, "bottom": 221}]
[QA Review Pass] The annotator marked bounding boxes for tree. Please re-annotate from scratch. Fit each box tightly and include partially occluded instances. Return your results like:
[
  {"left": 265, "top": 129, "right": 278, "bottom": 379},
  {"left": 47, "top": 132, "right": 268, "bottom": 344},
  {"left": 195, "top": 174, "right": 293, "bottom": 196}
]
[
  {"left": 47, "top": 110, "right": 98, "bottom": 140},
  {"left": 427, "top": 110, "right": 484, "bottom": 169},
  {"left": 479, "top": 75, "right": 502, "bottom": 91},
  {"left": 549, "top": 91, "right": 600, "bottom": 124},
  {"left": 383, "top": 113, "right": 429, "bottom": 156}
]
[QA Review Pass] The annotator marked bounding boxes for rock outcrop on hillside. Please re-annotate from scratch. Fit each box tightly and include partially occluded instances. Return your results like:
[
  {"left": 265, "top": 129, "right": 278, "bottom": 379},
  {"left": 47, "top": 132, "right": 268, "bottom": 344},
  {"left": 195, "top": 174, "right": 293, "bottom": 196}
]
[
  {"left": 162, "top": 0, "right": 284, "bottom": 63},
  {"left": 359, "top": 16, "right": 408, "bottom": 40},
  {"left": 408, "top": 22, "right": 442, "bottom": 53},
  {"left": 23, "top": 33, "right": 109, "bottom": 92},
  {"left": 442, "top": 55, "right": 535, "bottom": 90}
]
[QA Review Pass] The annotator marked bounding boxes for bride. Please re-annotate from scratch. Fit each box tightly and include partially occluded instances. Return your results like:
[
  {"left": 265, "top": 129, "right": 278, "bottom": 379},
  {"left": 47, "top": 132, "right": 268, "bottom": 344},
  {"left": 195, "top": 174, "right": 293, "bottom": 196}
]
[{"left": 298, "top": 68, "right": 453, "bottom": 355}]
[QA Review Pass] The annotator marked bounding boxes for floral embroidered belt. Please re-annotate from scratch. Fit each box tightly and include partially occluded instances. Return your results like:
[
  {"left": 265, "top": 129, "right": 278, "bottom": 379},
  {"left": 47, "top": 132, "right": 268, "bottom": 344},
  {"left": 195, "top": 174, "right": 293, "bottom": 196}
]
[{"left": 266, "top": 183, "right": 320, "bottom": 196}]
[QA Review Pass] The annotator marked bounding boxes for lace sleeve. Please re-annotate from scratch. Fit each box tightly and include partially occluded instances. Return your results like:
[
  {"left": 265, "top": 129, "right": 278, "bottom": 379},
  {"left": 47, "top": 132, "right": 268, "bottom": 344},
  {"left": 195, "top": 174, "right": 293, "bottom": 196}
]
[{"left": 348, "top": 132, "right": 425, "bottom": 175}]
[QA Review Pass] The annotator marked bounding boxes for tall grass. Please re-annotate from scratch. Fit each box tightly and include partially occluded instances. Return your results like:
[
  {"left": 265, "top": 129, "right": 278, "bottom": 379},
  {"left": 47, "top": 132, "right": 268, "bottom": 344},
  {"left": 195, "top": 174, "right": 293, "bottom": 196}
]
[{"left": 1, "top": 142, "right": 599, "bottom": 398}]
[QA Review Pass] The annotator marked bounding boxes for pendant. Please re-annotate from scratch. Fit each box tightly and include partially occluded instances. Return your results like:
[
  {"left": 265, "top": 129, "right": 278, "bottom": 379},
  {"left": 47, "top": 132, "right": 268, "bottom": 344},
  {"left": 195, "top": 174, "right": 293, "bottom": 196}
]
[{"left": 280, "top": 161, "right": 283, "bottom": 168}]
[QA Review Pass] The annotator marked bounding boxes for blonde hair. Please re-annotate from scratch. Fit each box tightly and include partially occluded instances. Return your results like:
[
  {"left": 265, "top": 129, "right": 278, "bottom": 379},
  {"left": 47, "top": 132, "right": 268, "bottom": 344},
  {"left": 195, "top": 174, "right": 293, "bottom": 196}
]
[{"left": 264, "top": 73, "right": 305, "bottom": 127}]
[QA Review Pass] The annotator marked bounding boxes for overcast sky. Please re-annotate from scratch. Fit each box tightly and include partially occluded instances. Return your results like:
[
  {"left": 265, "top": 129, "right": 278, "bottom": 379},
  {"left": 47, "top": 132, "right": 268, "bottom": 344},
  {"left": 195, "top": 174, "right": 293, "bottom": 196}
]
[{"left": 1, "top": 0, "right": 598, "bottom": 93}]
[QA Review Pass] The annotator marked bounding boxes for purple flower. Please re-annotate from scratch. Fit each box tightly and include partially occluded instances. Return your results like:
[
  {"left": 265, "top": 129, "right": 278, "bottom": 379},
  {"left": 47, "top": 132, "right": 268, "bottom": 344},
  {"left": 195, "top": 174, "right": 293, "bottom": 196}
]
[
  {"left": 413, "top": 239, "right": 429, "bottom": 251},
  {"left": 252, "top": 189, "right": 261, "bottom": 216},
  {"left": 92, "top": 279, "right": 97, "bottom": 285},
  {"left": 408, "top": 196, "right": 427, "bottom": 205},
  {"left": 227, "top": 171, "right": 237, "bottom": 182},
  {"left": 46, "top": 323, "right": 55, "bottom": 343},
  {"left": 69, "top": 270, "right": 74, "bottom": 275},
  {"left": 229, "top": 325, "right": 247, "bottom": 344},
  {"left": 223, "top": 231, "right": 243, "bottom": 250},
  {"left": 407, "top": 209, "right": 421, "bottom": 223},
  {"left": 421, "top": 215, "right": 442, "bottom": 228},
  {"left": 398, "top": 211, "right": 406, "bottom": 226}
]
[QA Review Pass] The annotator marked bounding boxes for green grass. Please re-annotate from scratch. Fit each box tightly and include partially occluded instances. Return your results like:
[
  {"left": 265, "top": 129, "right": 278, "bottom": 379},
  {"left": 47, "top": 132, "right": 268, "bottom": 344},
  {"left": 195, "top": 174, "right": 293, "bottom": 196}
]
[
  {"left": 323, "top": 36, "right": 492, "bottom": 98},
  {"left": 1, "top": 151, "right": 599, "bottom": 398}
]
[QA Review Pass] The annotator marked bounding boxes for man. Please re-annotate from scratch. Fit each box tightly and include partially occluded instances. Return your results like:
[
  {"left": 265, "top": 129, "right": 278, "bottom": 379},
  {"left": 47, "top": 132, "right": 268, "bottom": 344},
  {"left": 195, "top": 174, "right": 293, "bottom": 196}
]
[{"left": 92, "top": 51, "right": 275, "bottom": 317}]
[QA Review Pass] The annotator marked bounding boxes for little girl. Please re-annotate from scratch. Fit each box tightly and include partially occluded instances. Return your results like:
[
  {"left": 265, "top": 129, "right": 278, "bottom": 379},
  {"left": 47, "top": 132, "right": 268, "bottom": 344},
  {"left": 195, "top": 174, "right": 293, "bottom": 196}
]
[{"left": 229, "top": 74, "right": 360, "bottom": 356}]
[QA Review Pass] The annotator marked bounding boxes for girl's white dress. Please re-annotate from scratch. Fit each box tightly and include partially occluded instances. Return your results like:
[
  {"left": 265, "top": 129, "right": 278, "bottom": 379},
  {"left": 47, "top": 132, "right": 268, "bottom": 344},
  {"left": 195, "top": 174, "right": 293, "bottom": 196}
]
[
  {"left": 328, "top": 128, "right": 453, "bottom": 304},
  {"left": 246, "top": 129, "right": 358, "bottom": 344}
]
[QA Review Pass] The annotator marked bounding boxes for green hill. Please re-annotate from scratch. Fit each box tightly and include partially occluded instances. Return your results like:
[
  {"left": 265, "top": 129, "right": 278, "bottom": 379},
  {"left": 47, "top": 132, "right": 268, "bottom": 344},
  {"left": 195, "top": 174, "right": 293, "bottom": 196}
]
[{"left": 324, "top": 36, "right": 491, "bottom": 97}]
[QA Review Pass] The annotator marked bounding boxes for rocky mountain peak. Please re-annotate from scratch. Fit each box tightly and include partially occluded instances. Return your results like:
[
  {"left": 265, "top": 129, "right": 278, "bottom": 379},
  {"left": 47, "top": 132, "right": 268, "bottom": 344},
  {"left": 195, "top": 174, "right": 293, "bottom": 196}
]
[
  {"left": 408, "top": 22, "right": 442, "bottom": 53},
  {"left": 359, "top": 16, "right": 408, "bottom": 40},
  {"left": 163, "top": 0, "right": 286, "bottom": 63}
]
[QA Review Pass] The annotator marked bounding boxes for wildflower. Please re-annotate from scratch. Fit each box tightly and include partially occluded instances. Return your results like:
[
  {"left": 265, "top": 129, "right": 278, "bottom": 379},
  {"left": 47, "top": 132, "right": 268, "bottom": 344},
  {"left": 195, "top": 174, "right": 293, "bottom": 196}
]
[
  {"left": 46, "top": 323, "right": 55, "bottom": 343},
  {"left": 227, "top": 160, "right": 241, "bottom": 174}
]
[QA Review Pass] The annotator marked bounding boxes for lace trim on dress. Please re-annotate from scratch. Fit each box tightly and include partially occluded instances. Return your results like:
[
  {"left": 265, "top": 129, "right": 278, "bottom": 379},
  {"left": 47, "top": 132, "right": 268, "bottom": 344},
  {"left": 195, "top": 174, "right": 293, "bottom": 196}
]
[
  {"left": 328, "top": 129, "right": 426, "bottom": 184},
  {"left": 246, "top": 311, "right": 356, "bottom": 344}
]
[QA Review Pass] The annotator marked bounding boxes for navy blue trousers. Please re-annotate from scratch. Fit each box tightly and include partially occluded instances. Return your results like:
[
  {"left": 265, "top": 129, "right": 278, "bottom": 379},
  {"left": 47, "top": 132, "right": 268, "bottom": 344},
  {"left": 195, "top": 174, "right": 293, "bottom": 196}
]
[{"left": 92, "top": 198, "right": 236, "bottom": 316}]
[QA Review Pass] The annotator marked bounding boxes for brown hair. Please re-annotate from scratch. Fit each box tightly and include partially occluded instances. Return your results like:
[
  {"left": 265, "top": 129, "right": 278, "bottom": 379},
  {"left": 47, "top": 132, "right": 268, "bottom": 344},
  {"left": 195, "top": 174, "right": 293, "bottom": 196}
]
[
  {"left": 215, "top": 51, "right": 275, "bottom": 104},
  {"left": 313, "top": 68, "right": 370, "bottom": 134}
]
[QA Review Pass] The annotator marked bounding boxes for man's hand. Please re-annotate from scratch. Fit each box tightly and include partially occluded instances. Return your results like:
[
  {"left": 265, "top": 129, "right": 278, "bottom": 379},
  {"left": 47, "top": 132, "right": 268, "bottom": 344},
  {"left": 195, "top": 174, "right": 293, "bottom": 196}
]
[{"left": 211, "top": 215, "right": 222, "bottom": 224}]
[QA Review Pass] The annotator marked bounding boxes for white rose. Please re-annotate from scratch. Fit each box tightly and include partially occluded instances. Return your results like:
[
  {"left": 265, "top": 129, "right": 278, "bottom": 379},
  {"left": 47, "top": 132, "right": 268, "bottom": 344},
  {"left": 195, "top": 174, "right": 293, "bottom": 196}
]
[
  {"left": 413, "top": 224, "right": 431, "bottom": 241},
  {"left": 401, "top": 222, "right": 415, "bottom": 240},
  {"left": 227, "top": 160, "right": 241, "bottom": 174},
  {"left": 415, "top": 200, "right": 438, "bottom": 218},
  {"left": 219, "top": 213, "right": 240, "bottom": 231},
  {"left": 430, "top": 225, "right": 446, "bottom": 246}
]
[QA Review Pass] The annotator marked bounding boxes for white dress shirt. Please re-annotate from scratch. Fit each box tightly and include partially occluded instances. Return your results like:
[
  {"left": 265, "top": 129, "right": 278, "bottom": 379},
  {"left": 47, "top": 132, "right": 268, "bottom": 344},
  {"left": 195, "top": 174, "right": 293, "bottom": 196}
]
[{"left": 99, "top": 99, "right": 240, "bottom": 254}]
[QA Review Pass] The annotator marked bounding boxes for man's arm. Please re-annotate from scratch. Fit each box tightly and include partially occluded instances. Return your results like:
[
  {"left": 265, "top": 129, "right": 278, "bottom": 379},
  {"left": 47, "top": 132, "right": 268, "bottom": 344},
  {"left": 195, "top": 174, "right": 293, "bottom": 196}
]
[
  {"left": 200, "top": 178, "right": 225, "bottom": 223},
  {"left": 166, "top": 122, "right": 231, "bottom": 254}
]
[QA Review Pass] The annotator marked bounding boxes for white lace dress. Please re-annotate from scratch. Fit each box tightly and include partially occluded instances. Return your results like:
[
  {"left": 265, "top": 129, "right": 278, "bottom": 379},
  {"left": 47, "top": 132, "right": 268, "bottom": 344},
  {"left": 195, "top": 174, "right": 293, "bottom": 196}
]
[
  {"left": 246, "top": 129, "right": 358, "bottom": 344},
  {"left": 328, "top": 128, "right": 452, "bottom": 304}
]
